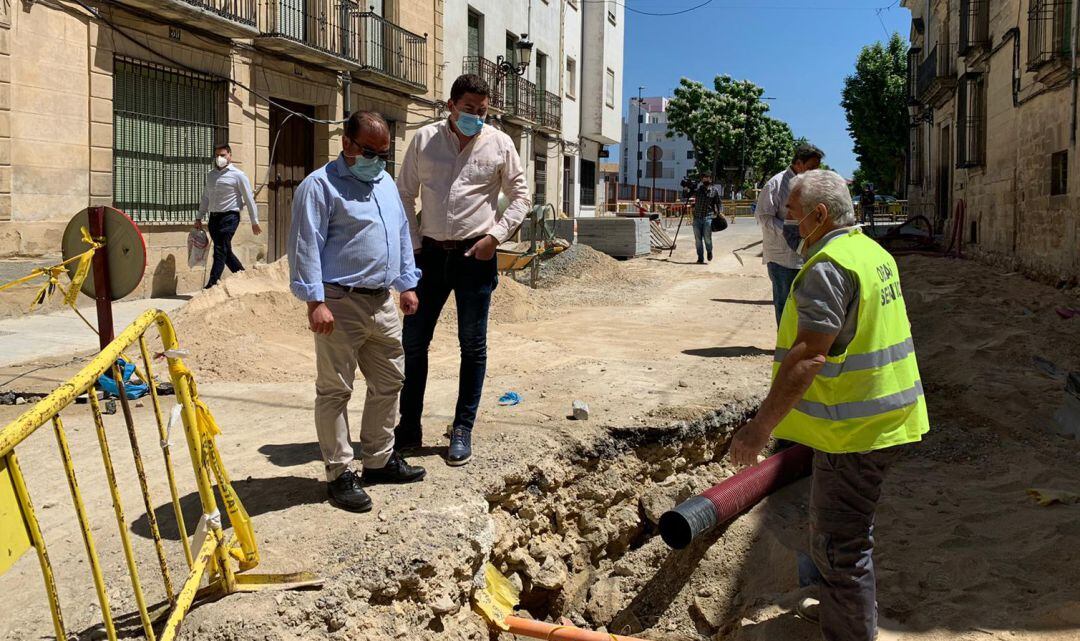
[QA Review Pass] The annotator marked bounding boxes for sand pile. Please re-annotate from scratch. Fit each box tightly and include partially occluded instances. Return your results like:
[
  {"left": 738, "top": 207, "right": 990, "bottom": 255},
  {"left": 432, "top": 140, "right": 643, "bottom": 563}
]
[
  {"left": 169, "top": 260, "right": 312, "bottom": 383},
  {"left": 168, "top": 245, "right": 662, "bottom": 382},
  {"left": 900, "top": 254, "right": 1080, "bottom": 438}
]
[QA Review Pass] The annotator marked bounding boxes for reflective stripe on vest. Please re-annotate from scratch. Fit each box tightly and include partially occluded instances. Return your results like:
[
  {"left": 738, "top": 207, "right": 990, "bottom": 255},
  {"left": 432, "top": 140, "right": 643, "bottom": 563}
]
[
  {"left": 771, "top": 227, "right": 929, "bottom": 454},
  {"left": 774, "top": 337, "right": 916, "bottom": 378}
]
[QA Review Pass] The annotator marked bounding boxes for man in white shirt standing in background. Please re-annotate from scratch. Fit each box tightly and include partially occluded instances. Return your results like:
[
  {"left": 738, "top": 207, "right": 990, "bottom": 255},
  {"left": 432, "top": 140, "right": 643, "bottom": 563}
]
[
  {"left": 755, "top": 144, "right": 824, "bottom": 324},
  {"left": 395, "top": 73, "right": 530, "bottom": 467},
  {"left": 196, "top": 143, "right": 261, "bottom": 289}
]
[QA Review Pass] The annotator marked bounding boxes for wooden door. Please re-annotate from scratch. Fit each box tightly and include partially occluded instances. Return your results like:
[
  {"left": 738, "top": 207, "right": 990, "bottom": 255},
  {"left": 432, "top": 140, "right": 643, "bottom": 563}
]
[{"left": 268, "top": 100, "right": 315, "bottom": 262}]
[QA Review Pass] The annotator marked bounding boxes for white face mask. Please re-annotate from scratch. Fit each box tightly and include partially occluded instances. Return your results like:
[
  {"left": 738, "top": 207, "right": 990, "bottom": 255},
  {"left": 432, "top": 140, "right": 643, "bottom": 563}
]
[
  {"left": 215, "top": 155, "right": 229, "bottom": 169},
  {"left": 795, "top": 208, "right": 827, "bottom": 257}
]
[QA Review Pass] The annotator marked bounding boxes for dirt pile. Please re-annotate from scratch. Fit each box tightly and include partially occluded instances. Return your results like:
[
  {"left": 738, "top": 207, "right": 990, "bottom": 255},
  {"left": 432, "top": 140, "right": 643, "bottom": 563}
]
[{"left": 169, "top": 259, "right": 312, "bottom": 383}]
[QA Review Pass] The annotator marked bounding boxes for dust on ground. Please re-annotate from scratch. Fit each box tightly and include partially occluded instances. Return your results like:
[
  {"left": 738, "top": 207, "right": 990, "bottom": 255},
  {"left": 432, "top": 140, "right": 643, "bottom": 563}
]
[{"left": 1, "top": 221, "right": 1079, "bottom": 641}]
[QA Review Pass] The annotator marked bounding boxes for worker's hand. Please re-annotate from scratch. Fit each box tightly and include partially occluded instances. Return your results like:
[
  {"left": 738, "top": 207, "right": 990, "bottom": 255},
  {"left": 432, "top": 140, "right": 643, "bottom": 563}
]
[
  {"left": 399, "top": 290, "right": 419, "bottom": 316},
  {"left": 194, "top": 219, "right": 203, "bottom": 230},
  {"left": 729, "top": 419, "right": 771, "bottom": 468},
  {"left": 465, "top": 235, "right": 498, "bottom": 261},
  {"left": 252, "top": 223, "right": 262, "bottom": 236},
  {"left": 307, "top": 302, "right": 335, "bottom": 335}
]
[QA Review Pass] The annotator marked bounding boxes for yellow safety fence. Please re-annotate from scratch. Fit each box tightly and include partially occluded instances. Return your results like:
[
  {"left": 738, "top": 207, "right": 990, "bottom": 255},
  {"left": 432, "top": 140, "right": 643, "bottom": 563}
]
[{"left": 0, "top": 309, "right": 319, "bottom": 641}]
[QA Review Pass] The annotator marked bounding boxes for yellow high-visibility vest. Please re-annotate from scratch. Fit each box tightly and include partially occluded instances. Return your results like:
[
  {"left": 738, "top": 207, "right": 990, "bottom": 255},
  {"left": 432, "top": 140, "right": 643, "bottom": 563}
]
[{"left": 772, "top": 227, "right": 929, "bottom": 453}]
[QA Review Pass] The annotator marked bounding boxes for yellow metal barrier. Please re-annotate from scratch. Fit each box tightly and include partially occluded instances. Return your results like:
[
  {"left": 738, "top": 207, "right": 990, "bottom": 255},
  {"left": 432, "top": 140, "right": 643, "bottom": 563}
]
[{"left": 0, "top": 309, "right": 320, "bottom": 640}]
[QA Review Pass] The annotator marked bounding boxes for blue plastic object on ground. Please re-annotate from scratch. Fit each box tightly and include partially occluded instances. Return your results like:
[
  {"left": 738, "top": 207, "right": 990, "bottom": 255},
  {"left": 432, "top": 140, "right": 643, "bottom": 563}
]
[
  {"left": 98, "top": 358, "right": 149, "bottom": 400},
  {"left": 497, "top": 391, "right": 522, "bottom": 406}
]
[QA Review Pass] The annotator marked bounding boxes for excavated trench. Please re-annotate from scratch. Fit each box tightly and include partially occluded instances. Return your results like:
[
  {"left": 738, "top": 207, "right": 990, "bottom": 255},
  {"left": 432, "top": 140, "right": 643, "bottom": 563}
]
[{"left": 482, "top": 399, "right": 807, "bottom": 640}]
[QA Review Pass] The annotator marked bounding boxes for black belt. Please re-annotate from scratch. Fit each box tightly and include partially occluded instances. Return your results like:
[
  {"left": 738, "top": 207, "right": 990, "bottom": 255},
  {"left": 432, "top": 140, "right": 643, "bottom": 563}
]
[
  {"left": 422, "top": 236, "right": 485, "bottom": 250},
  {"left": 324, "top": 283, "right": 388, "bottom": 296},
  {"left": 209, "top": 210, "right": 239, "bottom": 216}
]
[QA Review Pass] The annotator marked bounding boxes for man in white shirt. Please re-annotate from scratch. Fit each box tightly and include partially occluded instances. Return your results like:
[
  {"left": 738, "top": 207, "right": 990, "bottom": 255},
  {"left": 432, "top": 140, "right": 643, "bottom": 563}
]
[
  {"left": 755, "top": 144, "right": 824, "bottom": 324},
  {"left": 395, "top": 73, "right": 531, "bottom": 467},
  {"left": 196, "top": 144, "right": 261, "bottom": 288}
]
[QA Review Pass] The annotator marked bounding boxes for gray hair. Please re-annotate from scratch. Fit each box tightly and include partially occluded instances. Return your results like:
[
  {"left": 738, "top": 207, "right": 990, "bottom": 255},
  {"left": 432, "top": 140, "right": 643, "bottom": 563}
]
[{"left": 791, "top": 170, "right": 856, "bottom": 226}]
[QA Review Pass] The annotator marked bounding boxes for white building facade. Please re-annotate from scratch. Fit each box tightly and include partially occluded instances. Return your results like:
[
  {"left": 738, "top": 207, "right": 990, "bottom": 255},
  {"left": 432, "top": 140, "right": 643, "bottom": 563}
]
[
  {"left": 442, "top": 0, "right": 624, "bottom": 217},
  {"left": 619, "top": 97, "right": 696, "bottom": 193}
]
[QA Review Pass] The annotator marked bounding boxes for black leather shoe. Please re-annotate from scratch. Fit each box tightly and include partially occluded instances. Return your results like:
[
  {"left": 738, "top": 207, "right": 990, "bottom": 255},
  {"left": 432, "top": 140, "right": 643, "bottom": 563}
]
[
  {"left": 362, "top": 451, "right": 426, "bottom": 485},
  {"left": 394, "top": 425, "right": 423, "bottom": 452},
  {"left": 447, "top": 427, "right": 472, "bottom": 467},
  {"left": 327, "top": 469, "right": 372, "bottom": 513}
]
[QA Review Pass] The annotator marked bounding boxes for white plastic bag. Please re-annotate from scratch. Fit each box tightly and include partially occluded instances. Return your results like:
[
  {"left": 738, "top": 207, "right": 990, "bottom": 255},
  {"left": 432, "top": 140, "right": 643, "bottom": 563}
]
[{"left": 187, "top": 228, "right": 210, "bottom": 268}]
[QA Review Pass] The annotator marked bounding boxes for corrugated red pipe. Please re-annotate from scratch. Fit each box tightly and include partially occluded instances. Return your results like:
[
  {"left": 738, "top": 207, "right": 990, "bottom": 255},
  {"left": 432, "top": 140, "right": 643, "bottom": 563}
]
[{"left": 658, "top": 444, "right": 814, "bottom": 549}]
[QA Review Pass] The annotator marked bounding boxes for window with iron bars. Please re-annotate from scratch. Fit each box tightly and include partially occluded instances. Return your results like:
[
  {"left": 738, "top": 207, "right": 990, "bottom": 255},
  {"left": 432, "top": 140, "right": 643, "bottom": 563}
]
[
  {"left": 960, "top": 0, "right": 990, "bottom": 54},
  {"left": 113, "top": 57, "right": 228, "bottom": 224},
  {"left": 1028, "top": 0, "right": 1073, "bottom": 68},
  {"left": 957, "top": 73, "right": 986, "bottom": 168}
]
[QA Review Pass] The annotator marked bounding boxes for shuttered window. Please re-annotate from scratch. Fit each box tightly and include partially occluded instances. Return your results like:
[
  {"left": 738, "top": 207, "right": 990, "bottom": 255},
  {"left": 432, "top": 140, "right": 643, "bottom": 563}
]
[{"left": 113, "top": 58, "right": 228, "bottom": 224}]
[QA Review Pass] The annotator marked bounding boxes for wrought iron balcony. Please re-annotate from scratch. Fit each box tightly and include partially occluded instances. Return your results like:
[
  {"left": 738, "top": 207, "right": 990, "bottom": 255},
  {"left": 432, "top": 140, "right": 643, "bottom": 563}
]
[
  {"left": 353, "top": 12, "right": 427, "bottom": 94},
  {"left": 916, "top": 46, "right": 956, "bottom": 108},
  {"left": 257, "top": 0, "right": 359, "bottom": 71},
  {"left": 506, "top": 76, "right": 538, "bottom": 123},
  {"left": 463, "top": 56, "right": 507, "bottom": 112},
  {"left": 114, "top": 0, "right": 258, "bottom": 38},
  {"left": 537, "top": 90, "right": 561, "bottom": 131}
]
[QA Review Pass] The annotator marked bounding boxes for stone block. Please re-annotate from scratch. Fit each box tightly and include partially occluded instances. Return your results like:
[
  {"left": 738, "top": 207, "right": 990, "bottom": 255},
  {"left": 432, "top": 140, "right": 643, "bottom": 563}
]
[
  {"left": 0, "top": 195, "right": 10, "bottom": 223},
  {"left": 571, "top": 400, "right": 589, "bottom": 420},
  {"left": 0, "top": 82, "right": 8, "bottom": 111},
  {"left": 90, "top": 147, "right": 112, "bottom": 173},
  {"left": 90, "top": 72, "right": 112, "bottom": 100},
  {"left": 90, "top": 97, "right": 113, "bottom": 124},
  {"left": 90, "top": 172, "right": 112, "bottom": 197},
  {"left": 90, "top": 122, "right": 113, "bottom": 148},
  {"left": 13, "top": 166, "right": 88, "bottom": 197}
]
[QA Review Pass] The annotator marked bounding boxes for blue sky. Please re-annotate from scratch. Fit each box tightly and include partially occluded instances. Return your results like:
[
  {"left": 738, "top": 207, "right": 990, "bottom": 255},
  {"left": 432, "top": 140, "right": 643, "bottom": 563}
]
[{"left": 617, "top": 0, "right": 910, "bottom": 179}]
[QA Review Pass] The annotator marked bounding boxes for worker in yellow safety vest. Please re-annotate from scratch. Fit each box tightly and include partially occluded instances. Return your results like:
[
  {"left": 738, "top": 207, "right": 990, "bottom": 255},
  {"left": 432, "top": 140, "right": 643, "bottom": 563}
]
[{"left": 730, "top": 169, "right": 929, "bottom": 641}]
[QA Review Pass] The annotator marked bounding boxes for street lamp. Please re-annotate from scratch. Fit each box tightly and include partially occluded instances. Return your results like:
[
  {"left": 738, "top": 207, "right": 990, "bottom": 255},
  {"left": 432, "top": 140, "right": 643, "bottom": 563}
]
[
  {"left": 635, "top": 85, "right": 645, "bottom": 197},
  {"left": 496, "top": 34, "right": 534, "bottom": 77}
]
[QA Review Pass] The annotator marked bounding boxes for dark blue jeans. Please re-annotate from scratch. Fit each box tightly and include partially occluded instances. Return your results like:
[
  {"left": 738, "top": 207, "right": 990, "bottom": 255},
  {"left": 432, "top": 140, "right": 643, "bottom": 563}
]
[
  {"left": 692, "top": 216, "right": 713, "bottom": 261},
  {"left": 767, "top": 262, "right": 800, "bottom": 326},
  {"left": 206, "top": 211, "right": 244, "bottom": 287},
  {"left": 399, "top": 239, "right": 498, "bottom": 434}
]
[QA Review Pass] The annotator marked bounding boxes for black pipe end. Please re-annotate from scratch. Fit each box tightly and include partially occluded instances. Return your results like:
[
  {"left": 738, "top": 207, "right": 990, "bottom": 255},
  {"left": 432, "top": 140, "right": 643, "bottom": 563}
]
[{"left": 658, "top": 496, "right": 718, "bottom": 550}]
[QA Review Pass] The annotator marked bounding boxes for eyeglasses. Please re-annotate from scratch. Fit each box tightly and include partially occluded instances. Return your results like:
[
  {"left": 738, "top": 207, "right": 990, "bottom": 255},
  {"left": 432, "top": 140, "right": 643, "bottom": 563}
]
[{"left": 348, "top": 137, "right": 391, "bottom": 161}]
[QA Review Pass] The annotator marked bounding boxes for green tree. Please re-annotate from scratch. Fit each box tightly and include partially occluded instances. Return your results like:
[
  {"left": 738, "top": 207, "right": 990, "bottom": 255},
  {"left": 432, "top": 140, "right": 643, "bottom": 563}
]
[
  {"left": 751, "top": 118, "right": 795, "bottom": 186},
  {"left": 841, "top": 33, "right": 909, "bottom": 194},
  {"left": 666, "top": 75, "right": 771, "bottom": 196}
]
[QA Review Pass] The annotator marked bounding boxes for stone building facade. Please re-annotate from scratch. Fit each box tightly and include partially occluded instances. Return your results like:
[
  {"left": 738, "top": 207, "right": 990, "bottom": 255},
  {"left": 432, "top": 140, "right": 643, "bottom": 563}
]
[
  {"left": 0, "top": 0, "right": 441, "bottom": 300},
  {"left": 903, "top": 0, "right": 1079, "bottom": 282}
]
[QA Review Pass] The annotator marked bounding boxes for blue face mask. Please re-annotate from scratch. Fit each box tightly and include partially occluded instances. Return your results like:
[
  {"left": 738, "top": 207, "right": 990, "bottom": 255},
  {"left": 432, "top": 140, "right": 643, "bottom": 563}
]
[
  {"left": 347, "top": 155, "right": 385, "bottom": 182},
  {"left": 455, "top": 113, "right": 484, "bottom": 137}
]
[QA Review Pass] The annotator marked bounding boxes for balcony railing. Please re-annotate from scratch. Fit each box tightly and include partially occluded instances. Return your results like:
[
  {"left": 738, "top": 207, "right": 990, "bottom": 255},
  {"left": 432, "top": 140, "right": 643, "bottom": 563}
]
[
  {"left": 537, "top": 90, "right": 561, "bottom": 130},
  {"left": 916, "top": 45, "right": 956, "bottom": 106},
  {"left": 258, "top": 0, "right": 359, "bottom": 68},
  {"left": 115, "top": 0, "right": 258, "bottom": 36},
  {"left": 507, "top": 76, "right": 538, "bottom": 122},
  {"left": 354, "top": 12, "right": 427, "bottom": 92},
  {"left": 463, "top": 56, "right": 507, "bottom": 111},
  {"left": 180, "top": 0, "right": 257, "bottom": 25}
]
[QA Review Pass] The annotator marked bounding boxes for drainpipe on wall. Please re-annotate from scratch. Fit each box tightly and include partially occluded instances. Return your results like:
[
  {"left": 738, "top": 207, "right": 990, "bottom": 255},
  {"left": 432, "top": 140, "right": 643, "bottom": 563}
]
[
  {"left": 342, "top": 73, "right": 352, "bottom": 119},
  {"left": 1071, "top": 0, "right": 1079, "bottom": 145}
]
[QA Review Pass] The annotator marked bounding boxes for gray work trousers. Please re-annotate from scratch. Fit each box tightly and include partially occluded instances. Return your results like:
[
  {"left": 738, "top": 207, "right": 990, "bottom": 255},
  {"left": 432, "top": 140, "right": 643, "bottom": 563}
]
[
  {"left": 314, "top": 286, "right": 404, "bottom": 481},
  {"left": 810, "top": 447, "right": 897, "bottom": 641}
]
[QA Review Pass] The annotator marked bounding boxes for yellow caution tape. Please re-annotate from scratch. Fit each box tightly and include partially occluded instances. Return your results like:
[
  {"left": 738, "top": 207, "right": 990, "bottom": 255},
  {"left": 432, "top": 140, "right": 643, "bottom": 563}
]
[
  {"left": 172, "top": 360, "right": 260, "bottom": 572},
  {"left": 473, "top": 563, "right": 520, "bottom": 630},
  {"left": 0, "top": 226, "right": 103, "bottom": 312}
]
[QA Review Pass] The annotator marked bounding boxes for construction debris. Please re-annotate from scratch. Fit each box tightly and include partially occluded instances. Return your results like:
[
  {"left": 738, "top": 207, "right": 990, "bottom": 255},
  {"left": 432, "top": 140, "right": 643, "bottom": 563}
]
[{"left": 571, "top": 400, "right": 590, "bottom": 421}]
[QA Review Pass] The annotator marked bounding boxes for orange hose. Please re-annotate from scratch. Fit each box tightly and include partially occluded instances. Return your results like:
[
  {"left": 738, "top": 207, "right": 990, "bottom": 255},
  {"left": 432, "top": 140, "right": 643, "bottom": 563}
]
[{"left": 504, "top": 615, "right": 653, "bottom": 641}]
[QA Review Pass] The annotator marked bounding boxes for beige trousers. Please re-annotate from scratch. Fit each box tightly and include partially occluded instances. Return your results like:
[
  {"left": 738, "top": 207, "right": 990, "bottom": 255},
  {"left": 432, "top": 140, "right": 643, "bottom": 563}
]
[{"left": 314, "top": 286, "right": 403, "bottom": 481}]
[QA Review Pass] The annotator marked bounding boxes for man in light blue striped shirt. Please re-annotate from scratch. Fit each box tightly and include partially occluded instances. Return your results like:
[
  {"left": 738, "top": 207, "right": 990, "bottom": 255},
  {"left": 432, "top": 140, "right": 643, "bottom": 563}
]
[{"left": 287, "top": 111, "right": 426, "bottom": 514}]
